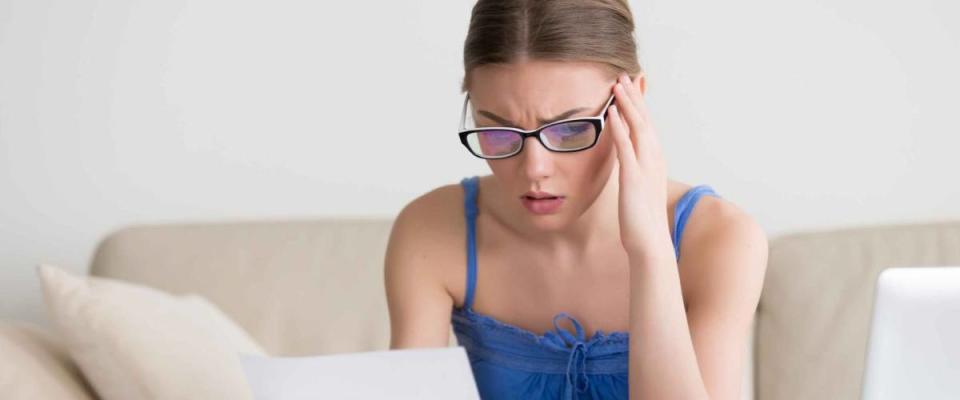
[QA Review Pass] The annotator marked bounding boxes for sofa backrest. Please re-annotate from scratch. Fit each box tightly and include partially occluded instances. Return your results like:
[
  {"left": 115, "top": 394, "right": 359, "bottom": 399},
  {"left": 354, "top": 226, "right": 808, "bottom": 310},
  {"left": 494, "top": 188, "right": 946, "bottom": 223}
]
[
  {"left": 758, "top": 219, "right": 960, "bottom": 400},
  {"left": 89, "top": 218, "right": 419, "bottom": 356}
]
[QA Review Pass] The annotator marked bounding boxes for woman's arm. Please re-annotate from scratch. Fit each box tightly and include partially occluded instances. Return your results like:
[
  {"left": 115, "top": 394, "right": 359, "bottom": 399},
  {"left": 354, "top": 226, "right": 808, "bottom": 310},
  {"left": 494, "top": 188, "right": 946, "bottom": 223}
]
[
  {"left": 626, "top": 204, "right": 768, "bottom": 400},
  {"left": 605, "top": 71, "right": 768, "bottom": 399},
  {"left": 384, "top": 194, "right": 456, "bottom": 349}
]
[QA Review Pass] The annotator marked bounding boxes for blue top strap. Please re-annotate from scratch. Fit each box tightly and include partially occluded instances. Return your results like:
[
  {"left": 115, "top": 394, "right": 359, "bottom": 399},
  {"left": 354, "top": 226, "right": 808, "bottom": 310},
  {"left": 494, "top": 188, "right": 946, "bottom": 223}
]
[
  {"left": 460, "top": 176, "right": 480, "bottom": 311},
  {"left": 672, "top": 185, "right": 721, "bottom": 261}
]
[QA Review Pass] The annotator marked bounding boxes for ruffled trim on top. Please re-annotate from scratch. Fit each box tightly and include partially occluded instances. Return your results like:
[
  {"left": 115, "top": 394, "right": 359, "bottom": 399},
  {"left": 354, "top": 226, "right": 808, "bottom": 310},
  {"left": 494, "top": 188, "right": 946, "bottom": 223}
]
[{"left": 452, "top": 306, "right": 630, "bottom": 350}]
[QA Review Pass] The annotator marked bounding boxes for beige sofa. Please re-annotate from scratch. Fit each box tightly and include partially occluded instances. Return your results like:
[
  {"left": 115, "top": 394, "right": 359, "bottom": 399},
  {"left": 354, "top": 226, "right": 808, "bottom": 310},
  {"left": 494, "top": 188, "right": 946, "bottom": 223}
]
[{"left": 2, "top": 217, "right": 959, "bottom": 400}]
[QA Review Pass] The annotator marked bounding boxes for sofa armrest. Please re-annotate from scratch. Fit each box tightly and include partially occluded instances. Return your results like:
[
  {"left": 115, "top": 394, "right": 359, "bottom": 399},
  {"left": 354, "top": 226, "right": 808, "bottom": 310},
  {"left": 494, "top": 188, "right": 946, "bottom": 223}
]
[{"left": 0, "top": 320, "right": 98, "bottom": 400}]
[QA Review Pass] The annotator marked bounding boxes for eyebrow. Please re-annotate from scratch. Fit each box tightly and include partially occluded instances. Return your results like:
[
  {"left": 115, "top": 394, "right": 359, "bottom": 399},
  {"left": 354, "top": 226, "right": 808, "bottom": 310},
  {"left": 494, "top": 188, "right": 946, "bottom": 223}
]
[{"left": 477, "top": 106, "right": 590, "bottom": 128}]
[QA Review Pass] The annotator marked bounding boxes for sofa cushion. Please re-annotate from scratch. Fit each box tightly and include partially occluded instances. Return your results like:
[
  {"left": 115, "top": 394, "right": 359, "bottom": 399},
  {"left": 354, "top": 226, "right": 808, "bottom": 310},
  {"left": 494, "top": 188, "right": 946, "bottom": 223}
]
[
  {"left": 0, "top": 320, "right": 97, "bottom": 400},
  {"left": 37, "top": 264, "right": 265, "bottom": 400}
]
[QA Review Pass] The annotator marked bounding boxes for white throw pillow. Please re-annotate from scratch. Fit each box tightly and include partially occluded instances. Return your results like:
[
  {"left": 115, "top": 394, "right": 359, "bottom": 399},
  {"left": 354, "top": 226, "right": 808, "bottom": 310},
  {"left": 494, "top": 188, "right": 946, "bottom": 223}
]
[{"left": 37, "top": 263, "right": 266, "bottom": 400}]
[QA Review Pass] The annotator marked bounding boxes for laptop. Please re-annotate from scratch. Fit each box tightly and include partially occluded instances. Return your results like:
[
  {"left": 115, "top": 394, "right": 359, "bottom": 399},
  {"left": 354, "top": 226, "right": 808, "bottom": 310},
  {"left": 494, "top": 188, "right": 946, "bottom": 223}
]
[
  {"left": 240, "top": 346, "right": 480, "bottom": 400},
  {"left": 861, "top": 266, "right": 960, "bottom": 400}
]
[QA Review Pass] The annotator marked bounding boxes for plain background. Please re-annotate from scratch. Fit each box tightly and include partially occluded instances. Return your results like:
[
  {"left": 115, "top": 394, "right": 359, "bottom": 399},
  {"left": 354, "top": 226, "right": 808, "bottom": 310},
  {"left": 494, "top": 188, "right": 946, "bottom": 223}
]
[{"left": 1, "top": 0, "right": 958, "bottom": 327}]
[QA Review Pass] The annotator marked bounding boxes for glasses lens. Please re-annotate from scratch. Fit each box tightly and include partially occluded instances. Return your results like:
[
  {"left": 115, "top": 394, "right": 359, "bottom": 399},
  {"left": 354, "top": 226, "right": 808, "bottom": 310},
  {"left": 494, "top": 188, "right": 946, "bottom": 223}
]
[
  {"left": 541, "top": 121, "right": 597, "bottom": 151},
  {"left": 466, "top": 130, "right": 522, "bottom": 158}
]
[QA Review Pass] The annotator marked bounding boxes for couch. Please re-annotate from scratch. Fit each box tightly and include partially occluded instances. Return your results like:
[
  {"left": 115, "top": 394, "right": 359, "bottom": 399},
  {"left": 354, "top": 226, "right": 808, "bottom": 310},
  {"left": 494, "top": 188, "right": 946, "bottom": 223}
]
[{"left": 2, "top": 217, "right": 959, "bottom": 400}]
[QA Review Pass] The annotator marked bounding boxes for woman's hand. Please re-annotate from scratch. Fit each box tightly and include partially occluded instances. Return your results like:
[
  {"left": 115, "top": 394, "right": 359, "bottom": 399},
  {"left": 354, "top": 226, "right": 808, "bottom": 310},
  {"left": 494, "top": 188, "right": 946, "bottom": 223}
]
[{"left": 607, "top": 72, "right": 672, "bottom": 260}]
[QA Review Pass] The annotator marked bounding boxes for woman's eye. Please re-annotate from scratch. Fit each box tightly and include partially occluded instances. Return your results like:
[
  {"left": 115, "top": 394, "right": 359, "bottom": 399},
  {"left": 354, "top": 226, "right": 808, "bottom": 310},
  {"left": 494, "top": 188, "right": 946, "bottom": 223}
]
[{"left": 558, "top": 123, "right": 589, "bottom": 134}]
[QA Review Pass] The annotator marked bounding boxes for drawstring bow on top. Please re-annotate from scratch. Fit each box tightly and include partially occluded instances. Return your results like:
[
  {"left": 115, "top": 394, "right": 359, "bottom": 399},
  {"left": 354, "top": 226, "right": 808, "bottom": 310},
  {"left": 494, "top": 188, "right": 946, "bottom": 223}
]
[{"left": 544, "top": 312, "right": 591, "bottom": 399}]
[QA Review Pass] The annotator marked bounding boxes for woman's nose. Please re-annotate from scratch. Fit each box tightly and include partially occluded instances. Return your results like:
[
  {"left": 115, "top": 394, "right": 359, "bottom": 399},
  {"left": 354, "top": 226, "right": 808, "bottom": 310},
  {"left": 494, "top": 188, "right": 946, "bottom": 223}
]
[{"left": 519, "top": 136, "right": 554, "bottom": 180}]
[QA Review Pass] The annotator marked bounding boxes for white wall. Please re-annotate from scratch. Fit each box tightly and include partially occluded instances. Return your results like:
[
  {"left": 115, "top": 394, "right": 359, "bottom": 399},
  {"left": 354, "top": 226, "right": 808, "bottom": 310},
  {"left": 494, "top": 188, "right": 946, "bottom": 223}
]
[{"left": 2, "top": 0, "right": 958, "bottom": 327}]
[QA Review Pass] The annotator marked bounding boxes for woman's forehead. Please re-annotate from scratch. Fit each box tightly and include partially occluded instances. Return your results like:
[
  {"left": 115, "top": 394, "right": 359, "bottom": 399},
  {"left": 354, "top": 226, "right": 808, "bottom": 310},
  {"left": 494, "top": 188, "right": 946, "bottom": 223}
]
[
  {"left": 469, "top": 83, "right": 612, "bottom": 128},
  {"left": 468, "top": 61, "right": 612, "bottom": 119}
]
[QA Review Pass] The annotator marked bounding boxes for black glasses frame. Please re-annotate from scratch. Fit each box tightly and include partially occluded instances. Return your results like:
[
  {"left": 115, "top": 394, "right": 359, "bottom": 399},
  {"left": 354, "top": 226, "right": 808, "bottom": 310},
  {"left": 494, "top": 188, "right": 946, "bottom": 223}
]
[{"left": 457, "top": 93, "right": 616, "bottom": 160}]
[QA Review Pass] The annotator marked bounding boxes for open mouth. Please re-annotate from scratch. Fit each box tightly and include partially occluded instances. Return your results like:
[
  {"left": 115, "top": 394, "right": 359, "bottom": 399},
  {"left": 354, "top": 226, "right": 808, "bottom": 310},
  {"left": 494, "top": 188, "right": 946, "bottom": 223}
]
[{"left": 520, "top": 195, "right": 565, "bottom": 214}]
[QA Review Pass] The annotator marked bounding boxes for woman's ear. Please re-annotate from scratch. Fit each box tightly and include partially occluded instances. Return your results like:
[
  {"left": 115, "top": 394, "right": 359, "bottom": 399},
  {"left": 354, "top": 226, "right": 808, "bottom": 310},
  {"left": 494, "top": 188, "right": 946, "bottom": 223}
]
[{"left": 633, "top": 72, "right": 646, "bottom": 96}]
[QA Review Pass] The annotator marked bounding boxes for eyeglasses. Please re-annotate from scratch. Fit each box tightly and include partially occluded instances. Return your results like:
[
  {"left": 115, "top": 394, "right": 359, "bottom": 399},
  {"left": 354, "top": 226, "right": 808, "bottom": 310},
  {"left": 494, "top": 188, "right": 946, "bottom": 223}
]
[{"left": 458, "top": 93, "right": 616, "bottom": 160}]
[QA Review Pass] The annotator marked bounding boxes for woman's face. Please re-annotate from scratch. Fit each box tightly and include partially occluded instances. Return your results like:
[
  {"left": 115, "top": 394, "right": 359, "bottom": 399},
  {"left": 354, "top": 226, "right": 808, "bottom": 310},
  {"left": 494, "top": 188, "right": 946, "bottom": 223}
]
[{"left": 468, "top": 60, "right": 621, "bottom": 230}]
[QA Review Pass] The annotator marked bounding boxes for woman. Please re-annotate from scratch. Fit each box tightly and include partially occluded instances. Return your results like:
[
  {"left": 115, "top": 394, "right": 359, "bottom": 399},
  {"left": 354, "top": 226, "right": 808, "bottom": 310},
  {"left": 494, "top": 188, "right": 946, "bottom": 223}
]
[{"left": 384, "top": 1, "right": 768, "bottom": 399}]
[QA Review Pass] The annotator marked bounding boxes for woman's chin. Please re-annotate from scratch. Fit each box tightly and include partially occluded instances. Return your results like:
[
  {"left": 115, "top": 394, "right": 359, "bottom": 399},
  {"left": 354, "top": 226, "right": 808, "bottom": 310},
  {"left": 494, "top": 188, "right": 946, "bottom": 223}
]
[{"left": 522, "top": 211, "right": 572, "bottom": 231}]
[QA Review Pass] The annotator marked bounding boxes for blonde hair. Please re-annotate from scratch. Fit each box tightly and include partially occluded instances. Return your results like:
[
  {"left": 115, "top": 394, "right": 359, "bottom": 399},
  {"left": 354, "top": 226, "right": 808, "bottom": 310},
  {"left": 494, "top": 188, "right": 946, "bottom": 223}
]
[{"left": 461, "top": 0, "right": 643, "bottom": 93}]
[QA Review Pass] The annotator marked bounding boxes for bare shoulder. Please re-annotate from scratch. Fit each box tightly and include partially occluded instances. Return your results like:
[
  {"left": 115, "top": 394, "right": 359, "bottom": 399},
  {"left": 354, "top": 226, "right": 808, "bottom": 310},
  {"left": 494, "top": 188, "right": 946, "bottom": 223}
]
[
  {"left": 391, "top": 182, "right": 465, "bottom": 243},
  {"left": 385, "top": 180, "right": 468, "bottom": 301},
  {"left": 384, "top": 180, "right": 470, "bottom": 348},
  {"left": 680, "top": 186, "right": 767, "bottom": 255},
  {"left": 674, "top": 184, "right": 769, "bottom": 305}
]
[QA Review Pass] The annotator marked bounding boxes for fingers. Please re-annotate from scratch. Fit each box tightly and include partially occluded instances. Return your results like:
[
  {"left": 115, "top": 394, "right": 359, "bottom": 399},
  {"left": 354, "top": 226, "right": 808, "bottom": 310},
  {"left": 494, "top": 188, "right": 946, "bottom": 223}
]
[
  {"left": 613, "top": 76, "right": 644, "bottom": 157},
  {"left": 614, "top": 72, "right": 662, "bottom": 165},
  {"left": 619, "top": 73, "right": 645, "bottom": 113},
  {"left": 607, "top": 102, "right": 638, "bottom": 177}
]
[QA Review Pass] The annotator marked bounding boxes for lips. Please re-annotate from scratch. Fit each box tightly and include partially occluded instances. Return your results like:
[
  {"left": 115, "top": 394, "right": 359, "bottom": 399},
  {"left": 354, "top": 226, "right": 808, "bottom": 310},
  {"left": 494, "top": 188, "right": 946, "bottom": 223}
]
[
  {"left": 520, "top": 195, "right": 565, "bottom": 214},
  {"left": 522, "top": 191, "right": 563, "bottom": 200}
]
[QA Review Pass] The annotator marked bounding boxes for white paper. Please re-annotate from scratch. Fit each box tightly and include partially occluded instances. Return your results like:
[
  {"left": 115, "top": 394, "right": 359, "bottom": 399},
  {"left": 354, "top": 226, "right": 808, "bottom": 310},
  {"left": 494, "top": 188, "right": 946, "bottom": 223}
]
[{"left": 239, "top": 346, "right": 480, "bottom": 400}]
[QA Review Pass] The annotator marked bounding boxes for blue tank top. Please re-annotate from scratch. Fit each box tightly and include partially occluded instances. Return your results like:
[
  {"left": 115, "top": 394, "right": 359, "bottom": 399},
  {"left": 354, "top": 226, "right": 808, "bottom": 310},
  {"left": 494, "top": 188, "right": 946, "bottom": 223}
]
[{"left": 451, "top": 175, "right": 721, "bottom": 400}]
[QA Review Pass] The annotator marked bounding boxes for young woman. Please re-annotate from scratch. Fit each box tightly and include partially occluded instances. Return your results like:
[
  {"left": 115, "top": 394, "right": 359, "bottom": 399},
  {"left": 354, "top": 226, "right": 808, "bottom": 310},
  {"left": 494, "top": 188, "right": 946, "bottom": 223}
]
[{"left": 385, "top": 1, "right": 768, "bottom": 399}]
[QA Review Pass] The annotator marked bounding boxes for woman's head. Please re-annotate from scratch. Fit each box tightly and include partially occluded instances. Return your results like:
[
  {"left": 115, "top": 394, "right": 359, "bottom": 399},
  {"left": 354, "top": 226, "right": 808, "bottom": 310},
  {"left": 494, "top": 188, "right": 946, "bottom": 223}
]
[
  {"left": 461, "top": 0, "right": 644, "bottom": 230},
  {"left": 462, "top": 0, "right": 641, "bottom": 93}
]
